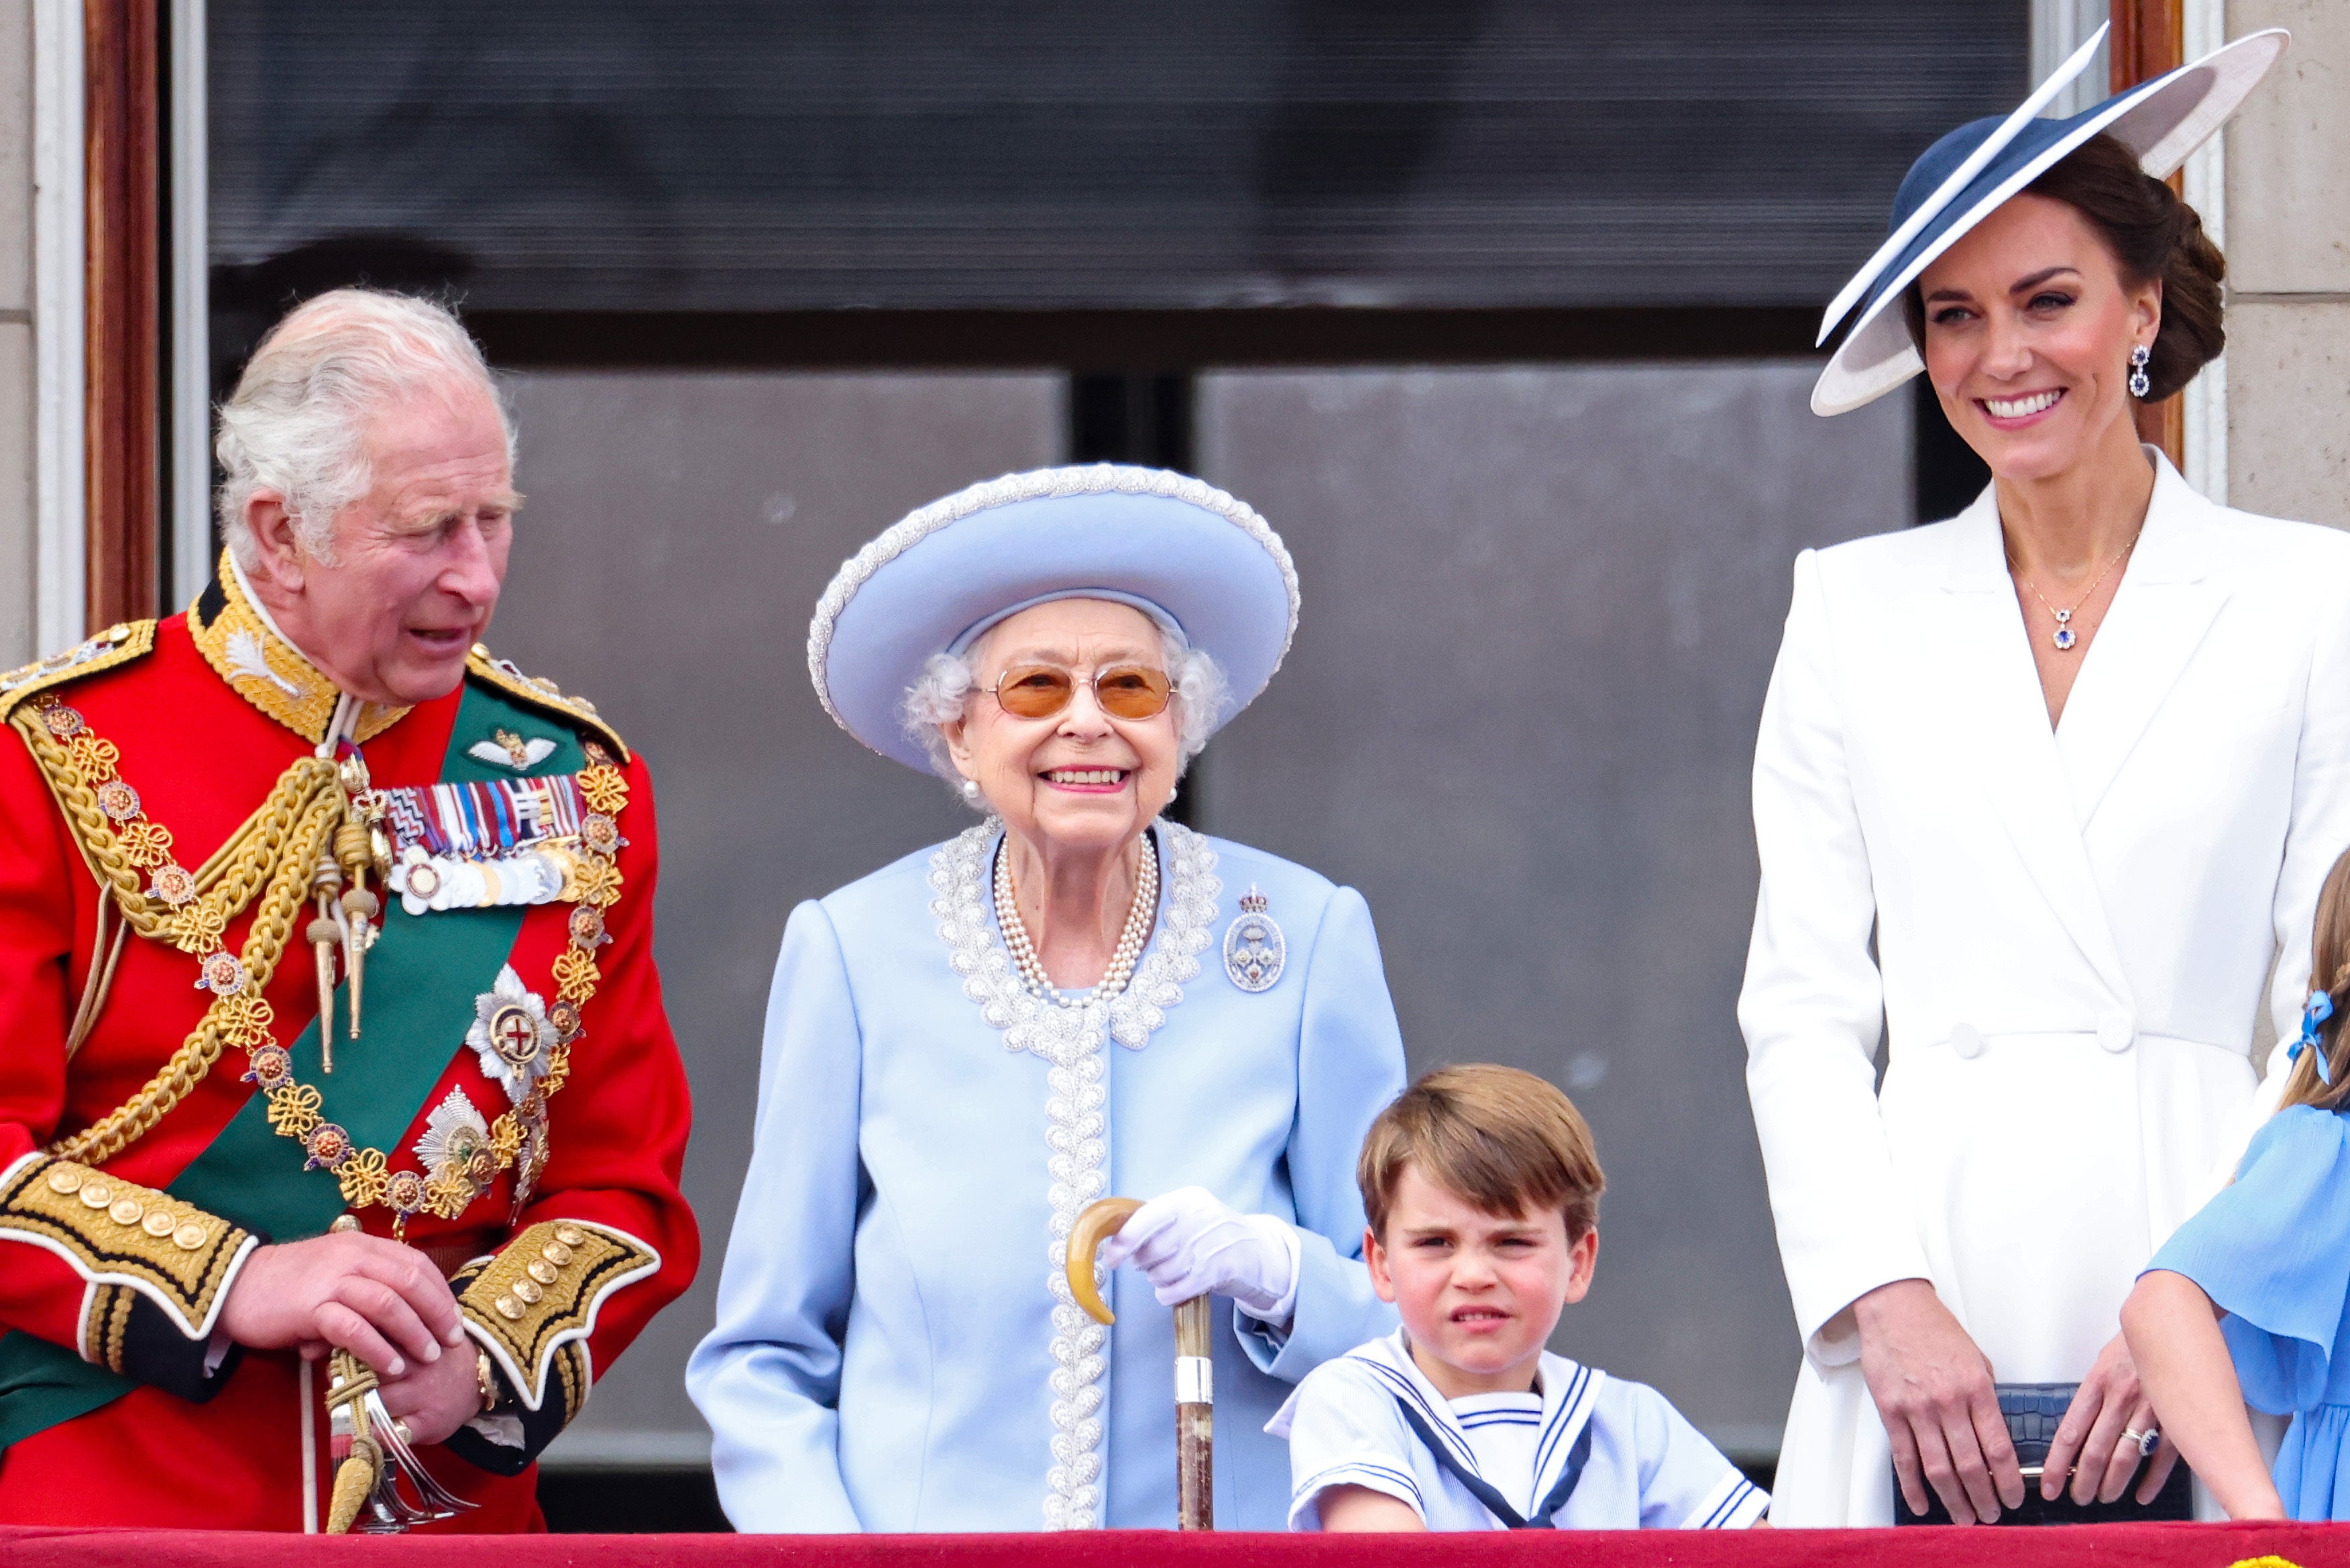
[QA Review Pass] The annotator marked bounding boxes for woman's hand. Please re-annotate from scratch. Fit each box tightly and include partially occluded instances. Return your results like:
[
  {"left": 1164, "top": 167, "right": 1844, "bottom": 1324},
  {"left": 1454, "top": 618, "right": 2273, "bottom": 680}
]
[
  {"left": 1853, "top": 1278, "right": 2023, "bottom": 1524},
  {"left": 2041, "top": 1331, "right": 2178, "bottom": 1505},
  {"left": 1097, "top": 1186, "right": 1299, "bottom": 1319},
  {"left": 375, "top": 1341, "right": 488, "bottom": 1449}
]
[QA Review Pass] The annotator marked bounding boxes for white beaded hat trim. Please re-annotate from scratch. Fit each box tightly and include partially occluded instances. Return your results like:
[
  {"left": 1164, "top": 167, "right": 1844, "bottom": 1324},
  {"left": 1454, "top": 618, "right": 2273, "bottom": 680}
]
[{"left": 806, "top": 463, "right": 1301, "bottom": 751}]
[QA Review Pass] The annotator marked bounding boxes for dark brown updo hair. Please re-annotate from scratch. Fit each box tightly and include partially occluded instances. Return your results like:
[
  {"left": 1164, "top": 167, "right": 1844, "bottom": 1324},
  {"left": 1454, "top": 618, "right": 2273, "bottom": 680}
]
[{"left": 1906, "top": 133, "right": 2226, "bottom": 402}]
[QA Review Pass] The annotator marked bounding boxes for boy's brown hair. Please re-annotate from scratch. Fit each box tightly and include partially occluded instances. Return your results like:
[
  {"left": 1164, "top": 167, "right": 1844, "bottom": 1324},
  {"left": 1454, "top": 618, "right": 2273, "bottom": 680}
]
[
  {"left": 1359, "top": 1064, "right": 1606, "bottom": 1241},
  {"left": 2285, "top": 846, "right": 2350, "bottom": 1113}
]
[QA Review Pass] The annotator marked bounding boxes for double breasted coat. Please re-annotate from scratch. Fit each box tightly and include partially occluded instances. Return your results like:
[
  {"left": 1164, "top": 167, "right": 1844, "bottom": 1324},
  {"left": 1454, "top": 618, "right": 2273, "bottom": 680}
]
[{"left": 1740, "top": 453, "right": 2350, "bottom": 1524}]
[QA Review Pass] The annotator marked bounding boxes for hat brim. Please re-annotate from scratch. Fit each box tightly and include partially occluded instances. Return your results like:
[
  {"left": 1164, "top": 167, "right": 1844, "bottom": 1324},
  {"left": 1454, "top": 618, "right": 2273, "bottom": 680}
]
[
  {"left": 808, "top": 465, "right": 1300, "bottom": 772},
  {"left": 1812, "top": 29, "right": 2288, "bottom": 418}
]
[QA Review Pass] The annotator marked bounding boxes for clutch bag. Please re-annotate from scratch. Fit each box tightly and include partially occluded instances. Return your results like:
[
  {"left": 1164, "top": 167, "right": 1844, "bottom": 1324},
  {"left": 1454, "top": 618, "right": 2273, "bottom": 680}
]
[{"left": 1891, "top": 1382, "right": 2194, "bottom": 1526}]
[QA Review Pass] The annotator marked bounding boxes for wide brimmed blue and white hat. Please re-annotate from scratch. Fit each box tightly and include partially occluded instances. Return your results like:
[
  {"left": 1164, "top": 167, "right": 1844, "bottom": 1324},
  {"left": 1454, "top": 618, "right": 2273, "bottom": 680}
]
[
  {"left": 1813, "top": 23, "right": 2288, "bottom": 416},
  {"left": 808, "top": 465, "right": 1300, "bottom": 771}
]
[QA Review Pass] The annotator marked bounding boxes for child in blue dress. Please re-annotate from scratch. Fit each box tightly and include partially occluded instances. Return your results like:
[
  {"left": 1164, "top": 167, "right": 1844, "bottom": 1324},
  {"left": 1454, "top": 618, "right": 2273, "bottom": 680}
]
[{"left": 2124, "top": 846, "right": 2350, "bottom": 1520}]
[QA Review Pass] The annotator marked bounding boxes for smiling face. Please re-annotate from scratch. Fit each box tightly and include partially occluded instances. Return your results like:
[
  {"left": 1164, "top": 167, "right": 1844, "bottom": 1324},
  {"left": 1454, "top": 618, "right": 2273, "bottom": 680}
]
[
  {"left": 1914, "top": 192, "right": 2162, "bottom": 484},
  {"left": 1365, "top": 1162, "right": 1597, "bottom": 1399},
  {"left": 247, "top": 382, "right": 518, "bottom": 706},
  {"left": 943, "top": 598, "right": 1181, "bottom": 855}
]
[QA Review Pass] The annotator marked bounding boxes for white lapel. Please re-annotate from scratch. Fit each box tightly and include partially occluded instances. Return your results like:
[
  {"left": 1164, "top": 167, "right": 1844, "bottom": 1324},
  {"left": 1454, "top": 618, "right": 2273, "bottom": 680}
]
[
  {"left": 1929, "top": 486, "right": 2135, "bottom": 1009},
  {"left": 2052, "top": 453, "right": 2229, "bottom": 830}
]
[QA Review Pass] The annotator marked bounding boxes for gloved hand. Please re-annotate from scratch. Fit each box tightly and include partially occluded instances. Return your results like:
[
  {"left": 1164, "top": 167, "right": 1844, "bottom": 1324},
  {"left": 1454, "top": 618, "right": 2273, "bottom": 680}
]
[{"left": 1096, "top": 1186, "right": 1302, "bottom": 1321}]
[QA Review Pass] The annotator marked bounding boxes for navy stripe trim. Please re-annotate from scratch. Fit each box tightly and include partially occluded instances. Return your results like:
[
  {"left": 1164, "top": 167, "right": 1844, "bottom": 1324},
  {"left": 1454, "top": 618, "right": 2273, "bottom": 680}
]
[
  {"left": 1394, "top": 1401, "right": 1531, "bottom": 1526},
  {"left": 1354, "top": 1356, "right": 1477, "bottom": 1469},
  {"left": 1531, "top": 1363, "right": 1597, "bottom": 1490},
  {"left": 1696, "top": 1478, "right": 1759, "bottom": 1529}
]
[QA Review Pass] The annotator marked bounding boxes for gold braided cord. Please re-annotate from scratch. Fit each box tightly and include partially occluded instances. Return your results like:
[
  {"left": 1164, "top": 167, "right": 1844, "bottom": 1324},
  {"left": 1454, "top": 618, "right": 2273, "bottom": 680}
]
[
  {"left": 48, "top": 787, "right": 337, "bottom": 1166},
  {"left": 9, "top": 708, "right": 340, "bottom": 940},
  {"left": 13, "top": 700, "right": 344, "bottom": 1166}
]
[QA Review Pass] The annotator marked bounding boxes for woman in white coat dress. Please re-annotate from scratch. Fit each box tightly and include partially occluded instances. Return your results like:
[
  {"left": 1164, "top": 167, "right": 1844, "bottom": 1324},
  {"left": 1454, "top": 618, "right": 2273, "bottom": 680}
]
[
  {"left": 1742, "top": 28, "right": 2350, "bottom": 1528},
  {"left": 686, "top": 467, "right": 1406, "bottom": 1532}
]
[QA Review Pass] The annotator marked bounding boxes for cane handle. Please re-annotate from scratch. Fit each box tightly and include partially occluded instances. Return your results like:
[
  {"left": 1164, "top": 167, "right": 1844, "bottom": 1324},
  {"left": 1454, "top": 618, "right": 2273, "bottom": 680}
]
[{"left": 1067, "top": 1196, "right": 1145, "bottom": 1324}]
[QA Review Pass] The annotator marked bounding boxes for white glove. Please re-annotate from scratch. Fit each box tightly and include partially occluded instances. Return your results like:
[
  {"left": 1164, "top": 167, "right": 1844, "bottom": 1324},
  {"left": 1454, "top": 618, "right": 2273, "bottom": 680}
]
[{"left": 1096, "top": 1186, "right": 1302, "bottom": 1322}]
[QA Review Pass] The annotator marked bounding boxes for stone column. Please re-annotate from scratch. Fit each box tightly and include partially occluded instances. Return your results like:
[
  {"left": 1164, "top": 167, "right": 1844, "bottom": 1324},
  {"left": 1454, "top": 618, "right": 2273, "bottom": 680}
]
[
  {"left": 2226, "top": 1, "right": 2350, "bottom": 528},
  {"left": 1, "top": 0, "right": 35, "bottom": 665}
]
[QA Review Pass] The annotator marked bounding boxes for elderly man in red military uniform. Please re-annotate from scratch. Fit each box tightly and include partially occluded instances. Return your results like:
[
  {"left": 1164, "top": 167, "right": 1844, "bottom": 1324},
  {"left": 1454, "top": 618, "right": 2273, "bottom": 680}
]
[{"left": 0, "top": 288, "right": 697, "bottom": 1530}]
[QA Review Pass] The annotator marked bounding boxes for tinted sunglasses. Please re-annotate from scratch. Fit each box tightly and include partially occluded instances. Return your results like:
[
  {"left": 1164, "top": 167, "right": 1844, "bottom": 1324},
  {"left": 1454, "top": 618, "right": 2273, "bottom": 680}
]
[{"left": 986, "top": 663, "right": 1174, "bottom": 721}]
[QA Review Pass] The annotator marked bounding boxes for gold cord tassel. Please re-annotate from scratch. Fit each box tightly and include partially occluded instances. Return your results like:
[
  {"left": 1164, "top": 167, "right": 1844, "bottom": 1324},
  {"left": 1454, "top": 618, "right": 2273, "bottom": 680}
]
[
  {"left": 308, "top": 851, "right": 344, "bottom": 1070},
  {"left": 334, "top": 759, "right": 382, "bottom": 1041},
  {"left": 324, "top": 1350, "right": 382, "bottom": 1535},
  {"left": 336, "top": 818, "right": 379, "bottom": 1041}
]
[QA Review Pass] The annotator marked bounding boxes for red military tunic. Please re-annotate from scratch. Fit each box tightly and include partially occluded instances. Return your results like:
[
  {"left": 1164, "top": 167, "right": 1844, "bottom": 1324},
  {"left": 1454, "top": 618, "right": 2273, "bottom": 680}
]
[{"left": 0, "top": 563, "right": 697, "bottom": 1529}]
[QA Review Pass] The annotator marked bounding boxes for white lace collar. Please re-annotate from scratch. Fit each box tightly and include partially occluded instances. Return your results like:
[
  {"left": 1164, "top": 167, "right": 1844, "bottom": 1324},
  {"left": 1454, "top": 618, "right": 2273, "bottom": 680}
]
[{"left": 930, "top": 817, "right": 1220, "bottom": 1062}]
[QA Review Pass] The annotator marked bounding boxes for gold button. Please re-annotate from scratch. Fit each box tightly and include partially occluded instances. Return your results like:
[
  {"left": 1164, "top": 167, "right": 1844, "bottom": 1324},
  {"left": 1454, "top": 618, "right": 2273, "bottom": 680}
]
[
  {"left": 553, "top": 1225, "right": 586, "bottom": 1247},
  {"left": 512, "top": 1279, "right": 543, "bottom": 1305},
  {"left": 109, "top": 1198, "right": 144, "bottom": 1226},
  {"left": 329, "top": 1215, "right": 362, "bottom": 1235},
  {"left": 173, "top": 1223, "right": 208, "bottom": 1251},
  {"left": 46, "top": 1166, "right": 83, "bottom": 1194},
  {"left": 143, "top": 1211, "right": 177, "bottom": 1238},
  {"left": 527, "top": 1260, "right": 558, "bottom": 1286},
  {"left": 541, "top": 1241, "right": 573, "bottom": 1267},
  {"left": 80, "top": 1182, "right": 113, "bottom": 1209},
  {"left": 494, "top": 1295, "right": 525, "bottom": 1321}
]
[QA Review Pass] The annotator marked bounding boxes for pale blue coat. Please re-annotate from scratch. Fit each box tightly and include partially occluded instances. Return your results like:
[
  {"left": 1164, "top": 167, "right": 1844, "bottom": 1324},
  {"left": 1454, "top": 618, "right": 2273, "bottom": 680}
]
[{"left": 687, "top": 821, "right": 1408, "bottom": 1531}]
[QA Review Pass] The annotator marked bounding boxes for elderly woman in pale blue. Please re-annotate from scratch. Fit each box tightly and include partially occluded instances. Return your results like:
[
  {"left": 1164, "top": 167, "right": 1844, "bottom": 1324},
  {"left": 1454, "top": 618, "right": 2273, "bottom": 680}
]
[{"left": 687, "top": 466, "right": 1408, "bottom": 1532}]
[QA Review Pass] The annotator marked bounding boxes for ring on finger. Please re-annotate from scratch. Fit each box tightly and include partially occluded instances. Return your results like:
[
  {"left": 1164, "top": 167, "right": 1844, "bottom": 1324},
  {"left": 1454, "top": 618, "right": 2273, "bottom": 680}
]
[{"left": 2119, "top": 1426, "right": 2158, "bottom": 1457}]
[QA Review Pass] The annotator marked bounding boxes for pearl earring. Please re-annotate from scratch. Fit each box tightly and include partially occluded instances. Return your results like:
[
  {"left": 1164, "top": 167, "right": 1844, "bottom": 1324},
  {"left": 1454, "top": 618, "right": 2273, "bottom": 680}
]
[
  {"left": 2128, "top": 343, "right": 2151, "bottom": 400},
  {"left": 958, "top": 778, "right": 981, "bottom": 802}
]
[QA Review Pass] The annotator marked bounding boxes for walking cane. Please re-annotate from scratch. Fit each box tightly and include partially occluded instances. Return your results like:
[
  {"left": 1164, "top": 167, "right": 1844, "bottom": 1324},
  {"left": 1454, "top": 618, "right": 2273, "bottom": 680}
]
[{"left": 1068, "top": 1196, "right": 1213, "bottom": 1530}]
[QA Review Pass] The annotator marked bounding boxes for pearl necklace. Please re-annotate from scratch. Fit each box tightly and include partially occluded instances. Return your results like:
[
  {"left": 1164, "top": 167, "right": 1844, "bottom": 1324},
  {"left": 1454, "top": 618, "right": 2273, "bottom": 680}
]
[{"left": 994, "top": 835, "right": 1159, "bottom": 1008}]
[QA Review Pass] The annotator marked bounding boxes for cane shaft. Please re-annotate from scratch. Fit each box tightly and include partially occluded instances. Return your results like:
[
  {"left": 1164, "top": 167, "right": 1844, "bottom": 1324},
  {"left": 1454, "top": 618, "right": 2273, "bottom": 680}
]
[{"left": 1174, "top": 1294, "right": 1213, "bottom": 1530}]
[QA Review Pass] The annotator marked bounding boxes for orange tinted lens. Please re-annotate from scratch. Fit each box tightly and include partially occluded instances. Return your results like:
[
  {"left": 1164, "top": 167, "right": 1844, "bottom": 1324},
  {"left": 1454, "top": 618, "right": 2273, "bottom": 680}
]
[
  {"left": 995, "top": 665, "right": 1076, "bottom": 718},
  {"left": 1094, "top": 665, "right": 1172, "bottom": 719}
]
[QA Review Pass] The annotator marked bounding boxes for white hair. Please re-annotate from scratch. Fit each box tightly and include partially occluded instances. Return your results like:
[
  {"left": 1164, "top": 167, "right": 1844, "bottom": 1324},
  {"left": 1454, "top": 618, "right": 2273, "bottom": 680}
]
[
  {"left": 901, "top": 623, "right": 1231, "bottom": 808},
  {"left": 216, "top": 288, "right": 512, "bottom": 569}
]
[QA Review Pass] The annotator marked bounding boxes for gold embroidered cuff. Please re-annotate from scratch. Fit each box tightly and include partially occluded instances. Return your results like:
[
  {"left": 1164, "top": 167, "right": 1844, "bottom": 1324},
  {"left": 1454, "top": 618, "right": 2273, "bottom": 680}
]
[
  {"left": 457, "top": 1219, "right": 659, "bottom": 1412},
  {"left": 0, "top": 1153, "right": 254, "bottom": 1339}
]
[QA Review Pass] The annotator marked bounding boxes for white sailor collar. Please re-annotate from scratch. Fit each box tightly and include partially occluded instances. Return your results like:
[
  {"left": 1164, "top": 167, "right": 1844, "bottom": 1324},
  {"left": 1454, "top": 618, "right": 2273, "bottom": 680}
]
[{"left": 1341, "top": 1328, "right": 1607, "bottom": 1504}]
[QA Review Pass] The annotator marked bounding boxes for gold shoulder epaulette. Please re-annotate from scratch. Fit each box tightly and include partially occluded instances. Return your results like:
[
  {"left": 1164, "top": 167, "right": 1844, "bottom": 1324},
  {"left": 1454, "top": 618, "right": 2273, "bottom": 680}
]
[
  {"left": 0, "top": 622, "right": 157, "bottom": 726},
  {"left": 465, "top": 645, "right": 629, "bottom": 763}
]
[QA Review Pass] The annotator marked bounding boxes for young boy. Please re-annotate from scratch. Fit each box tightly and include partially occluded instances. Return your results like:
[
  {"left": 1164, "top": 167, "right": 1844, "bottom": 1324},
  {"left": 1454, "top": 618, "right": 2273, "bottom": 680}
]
[{"left": 1269, "top": 1064, "right": 1769, "bottom": 1531}]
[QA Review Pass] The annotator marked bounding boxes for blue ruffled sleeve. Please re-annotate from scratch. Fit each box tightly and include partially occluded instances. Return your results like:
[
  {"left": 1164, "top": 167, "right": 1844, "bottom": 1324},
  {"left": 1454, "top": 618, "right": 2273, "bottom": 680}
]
[{"left": 2145, "top": 1106, "right": 2350, "bottom": 1414}]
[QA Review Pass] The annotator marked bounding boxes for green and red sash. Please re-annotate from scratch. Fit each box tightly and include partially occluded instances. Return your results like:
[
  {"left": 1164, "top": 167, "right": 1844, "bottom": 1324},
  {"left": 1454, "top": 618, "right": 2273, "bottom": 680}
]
[{"left": 0, "top": 679, "right": 585, "bottom": 1449}]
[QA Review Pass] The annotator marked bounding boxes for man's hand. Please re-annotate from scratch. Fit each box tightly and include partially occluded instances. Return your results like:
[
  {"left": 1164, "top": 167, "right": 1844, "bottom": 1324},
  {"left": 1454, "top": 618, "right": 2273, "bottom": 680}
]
[
  {"left": 376, "top": 1341, "right": 488, "bottom": 1448},
  {"left": 1854, "top": 1278, "right": 2023, "bottom": 1524},
  {"left": 219, "top": 1233, "right": 464, "bottom": 1377}
]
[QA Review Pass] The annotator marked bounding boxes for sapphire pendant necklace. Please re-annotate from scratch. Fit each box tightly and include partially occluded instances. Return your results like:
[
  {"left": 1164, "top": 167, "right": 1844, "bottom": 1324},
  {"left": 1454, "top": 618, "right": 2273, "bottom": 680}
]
[{"left": 2010, "top": 531, "right": 2140, "bottom": 653}]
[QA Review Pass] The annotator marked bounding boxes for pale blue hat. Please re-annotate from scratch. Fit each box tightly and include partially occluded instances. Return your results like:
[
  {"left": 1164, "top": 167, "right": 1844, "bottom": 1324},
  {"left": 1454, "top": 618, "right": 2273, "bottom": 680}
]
[
  {"left": 1813, "top": 23, "right": 2288, "bottom": 416},
  {"left": 809, "top": 465, "right": 1300, "bottom": 771}
]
